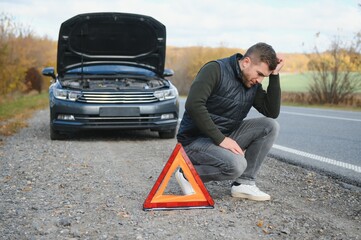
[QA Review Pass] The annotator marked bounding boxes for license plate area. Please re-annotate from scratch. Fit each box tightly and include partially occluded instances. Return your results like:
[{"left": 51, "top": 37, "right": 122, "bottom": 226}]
[{"left": 99, "top": 107, "right": 140, "bottom": 117}]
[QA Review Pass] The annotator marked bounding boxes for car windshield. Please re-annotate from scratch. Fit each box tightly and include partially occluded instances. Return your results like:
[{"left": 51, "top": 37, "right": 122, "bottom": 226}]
[{"left": 66, "top": 65, "right": 156, "bottom": 77}]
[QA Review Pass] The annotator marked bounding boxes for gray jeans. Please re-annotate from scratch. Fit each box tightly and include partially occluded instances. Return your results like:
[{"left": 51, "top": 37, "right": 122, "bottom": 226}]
[{"left": 183, "top": 117, "right": 279, "bottom": 185}]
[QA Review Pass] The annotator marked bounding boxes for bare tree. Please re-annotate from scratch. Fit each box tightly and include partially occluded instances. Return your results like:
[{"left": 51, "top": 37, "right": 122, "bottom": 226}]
[{"left": 307, "top": 33, "right": 361, "bottom": 105}]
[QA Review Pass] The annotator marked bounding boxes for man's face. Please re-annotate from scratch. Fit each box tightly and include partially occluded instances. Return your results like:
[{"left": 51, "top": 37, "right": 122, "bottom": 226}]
[{"left": 240, "top": 57, "right": 272, "bottom": 88}]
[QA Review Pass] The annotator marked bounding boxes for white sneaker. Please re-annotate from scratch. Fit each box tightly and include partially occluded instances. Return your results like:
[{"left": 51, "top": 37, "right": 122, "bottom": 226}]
[
  {"left": 231, "top": 183, "right": 271, "bottom": 201},
  {"left": 175, "top": 169, "right": 195, "bottom": 195}
]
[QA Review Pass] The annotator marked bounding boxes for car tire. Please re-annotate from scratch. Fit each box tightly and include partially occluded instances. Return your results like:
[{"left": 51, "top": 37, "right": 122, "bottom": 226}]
[
  {"left": 158, "top": 129, "right": 176, "bottom": 139},
  {"left": 50, "top": 125, "right": 65, "bottom": 140}
]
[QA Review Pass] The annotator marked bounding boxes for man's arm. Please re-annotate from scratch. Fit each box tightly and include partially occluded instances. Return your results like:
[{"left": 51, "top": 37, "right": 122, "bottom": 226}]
[
  {"left": 253, "top": 56, "right": 285, "bottom": 118},
  {"left": 185, "top": 62, "right": 225, "bottom": 145},
  {"left": 253, "top": 74, "right": 281, "bottom": 118}
]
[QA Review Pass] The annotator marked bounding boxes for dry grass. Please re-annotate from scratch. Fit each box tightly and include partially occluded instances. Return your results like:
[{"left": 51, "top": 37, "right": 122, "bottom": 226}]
[
  {"left": 282, "top": 92, "right": 361, "bottom": 110},
  {"left": 0, "top": 114, "right": 30, "bottom": 136},
  {"left": 0, "top": 92, "right": 48, "bottom": 137}
]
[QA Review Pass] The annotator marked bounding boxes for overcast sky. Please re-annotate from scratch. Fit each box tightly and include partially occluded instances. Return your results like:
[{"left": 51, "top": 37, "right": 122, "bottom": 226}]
[{"left": 1, "top": 0, "right": 360, "bottom": 53}]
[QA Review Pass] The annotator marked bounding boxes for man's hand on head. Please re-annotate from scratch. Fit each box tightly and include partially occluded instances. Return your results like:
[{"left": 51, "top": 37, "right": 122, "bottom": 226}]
[{"left": 271, "top": 55, "right": 285, "bottom": 75}]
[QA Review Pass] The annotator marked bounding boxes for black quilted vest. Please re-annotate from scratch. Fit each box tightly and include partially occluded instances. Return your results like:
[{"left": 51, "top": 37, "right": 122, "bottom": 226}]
[{"left": 177, "top": 53, "right": 259, "bottom": 146}]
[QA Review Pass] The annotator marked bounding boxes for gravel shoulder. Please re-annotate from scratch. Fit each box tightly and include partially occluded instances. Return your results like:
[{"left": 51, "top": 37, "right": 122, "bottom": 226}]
[{"left": 0, "top": 109, "right": 360, "bottom": 239}]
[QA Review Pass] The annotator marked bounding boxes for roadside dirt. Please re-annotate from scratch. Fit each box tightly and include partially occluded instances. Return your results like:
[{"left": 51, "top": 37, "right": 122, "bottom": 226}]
[{"left": 0, "top": 109, "right": 360, "bottom": 239}]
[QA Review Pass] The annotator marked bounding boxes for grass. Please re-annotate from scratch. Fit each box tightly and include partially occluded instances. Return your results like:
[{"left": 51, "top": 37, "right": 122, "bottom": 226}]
[
  {"left": 0, "top": 92, "right": 48, "bottom": 136},
  {"left": 262, "top": 72, "right": 313, "bottom": 92},
  {"left": 263, "top": 72, "right": 361, "bottom": 93}
]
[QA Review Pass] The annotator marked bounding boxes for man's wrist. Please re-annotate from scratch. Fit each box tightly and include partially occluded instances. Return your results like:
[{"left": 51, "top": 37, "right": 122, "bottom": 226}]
[{"left": 268, "top": 74, "right": 280, "bottom": 83}]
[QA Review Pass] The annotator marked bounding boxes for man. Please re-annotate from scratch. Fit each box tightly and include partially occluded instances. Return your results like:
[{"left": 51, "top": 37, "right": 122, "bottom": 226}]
[{"left": 176, "top": 42, "right": 284, "bottom": 201}]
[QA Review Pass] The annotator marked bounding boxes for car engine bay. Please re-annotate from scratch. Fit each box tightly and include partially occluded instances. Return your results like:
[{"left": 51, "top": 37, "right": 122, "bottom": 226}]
[{"left": 60, "top": 76, "right": 167, "bottom": 90}]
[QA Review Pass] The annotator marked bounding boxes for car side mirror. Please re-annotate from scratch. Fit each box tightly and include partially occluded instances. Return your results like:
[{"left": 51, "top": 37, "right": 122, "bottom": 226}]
[
  {"left": 42, "top": 67, "right": 56, "bottom": 79},
  {"left": 163, "top": 69, "right": 174, "bottom": 77}
]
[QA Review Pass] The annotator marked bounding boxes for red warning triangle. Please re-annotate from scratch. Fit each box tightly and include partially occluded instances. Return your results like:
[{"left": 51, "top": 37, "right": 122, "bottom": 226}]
[{"left": 143, "top": 143, "right": 214, "bottom": 210}]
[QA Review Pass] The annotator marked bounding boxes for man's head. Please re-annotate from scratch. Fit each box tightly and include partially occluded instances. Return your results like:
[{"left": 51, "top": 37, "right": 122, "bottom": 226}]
[{"left": 239, "top": 42, "right": 278, "bottom": 88}]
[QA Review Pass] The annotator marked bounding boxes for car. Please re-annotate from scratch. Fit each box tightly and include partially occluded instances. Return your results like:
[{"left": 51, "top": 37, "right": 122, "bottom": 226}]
[{"left": 42, "top": 12, "right": 179, "bottom": 140}]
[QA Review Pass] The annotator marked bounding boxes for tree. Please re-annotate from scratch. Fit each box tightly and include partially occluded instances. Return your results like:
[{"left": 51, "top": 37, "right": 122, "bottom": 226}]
[
  {"left": 307, "top": 33, "right": 361, "bottom": 105},
  {"left": 24, "top": 67, "right": 43, "bottom": 93}
]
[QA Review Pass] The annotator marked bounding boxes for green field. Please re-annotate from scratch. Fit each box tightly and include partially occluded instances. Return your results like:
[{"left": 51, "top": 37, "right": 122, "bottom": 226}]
[
  {"left": 262, "top": 72, "right": 312, "bottom": 92},
  {"left": 0, "top": 92, "right": 48, "bottom": 121}
]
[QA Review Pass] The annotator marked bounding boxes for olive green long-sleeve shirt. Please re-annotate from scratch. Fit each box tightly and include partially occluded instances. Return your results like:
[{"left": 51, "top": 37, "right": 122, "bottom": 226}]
[{"left": 185, "top": 61, "right": 281, "bottom": 145}]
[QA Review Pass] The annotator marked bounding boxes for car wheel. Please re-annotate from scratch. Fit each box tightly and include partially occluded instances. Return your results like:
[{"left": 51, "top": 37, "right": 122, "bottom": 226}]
[
  {"left": 158, "top": 129, "right": 176, "bottom": 139},
  {"left": 50, "top": 125, "right": 65, "bottom": 140}
]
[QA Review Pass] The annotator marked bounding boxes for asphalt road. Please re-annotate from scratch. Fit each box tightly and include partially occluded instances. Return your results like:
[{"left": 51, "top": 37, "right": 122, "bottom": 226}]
[{"left": 179, "top": 98, "right": 361, "bottom": 186}]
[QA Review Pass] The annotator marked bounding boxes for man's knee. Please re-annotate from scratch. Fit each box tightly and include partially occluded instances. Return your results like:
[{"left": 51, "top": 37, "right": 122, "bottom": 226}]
[
  {"left": 264, "top": 117, "right": 280, "bottom": 136},
  {"left": 227, "top": 156, "right": 247, "bottom": 179}
]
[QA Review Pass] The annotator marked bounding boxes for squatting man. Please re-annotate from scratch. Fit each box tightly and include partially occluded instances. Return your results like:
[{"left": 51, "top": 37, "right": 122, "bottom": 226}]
[{"left": 176, "top": 42, "right": 285, "bottom": 201}]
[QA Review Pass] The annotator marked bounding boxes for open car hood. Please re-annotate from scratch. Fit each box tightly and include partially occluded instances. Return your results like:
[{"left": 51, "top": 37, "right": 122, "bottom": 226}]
[{"left": 57, "top": 12, "right": 166, "bottom": 77}]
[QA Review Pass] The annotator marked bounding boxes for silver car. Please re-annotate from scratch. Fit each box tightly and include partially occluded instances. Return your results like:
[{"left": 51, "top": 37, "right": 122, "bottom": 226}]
[{"left": 43, "top": 12, "right": 179, "bottom": 140}]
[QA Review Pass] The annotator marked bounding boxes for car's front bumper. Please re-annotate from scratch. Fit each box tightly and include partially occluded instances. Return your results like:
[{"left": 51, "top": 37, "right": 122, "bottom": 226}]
[{"left": 50, "top": 97, "right": 179, "bottom": 133}]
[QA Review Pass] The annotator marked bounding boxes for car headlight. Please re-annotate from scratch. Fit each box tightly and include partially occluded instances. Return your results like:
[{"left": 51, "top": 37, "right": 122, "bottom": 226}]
[
  {"left": 53, "top": 88, "right": 81, "bottom": 101},
  {"left": 154, "top": 88, "right": 178, "bottom": 101}
]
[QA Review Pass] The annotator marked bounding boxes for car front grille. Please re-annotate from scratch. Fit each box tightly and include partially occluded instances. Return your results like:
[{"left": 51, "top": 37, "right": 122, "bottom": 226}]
[{"left": 77, "top": 91, "right": 158, "bottom": 103}]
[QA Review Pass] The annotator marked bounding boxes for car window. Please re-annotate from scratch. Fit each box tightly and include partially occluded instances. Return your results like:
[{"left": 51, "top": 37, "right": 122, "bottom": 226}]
[{"left": 66, "top": 65, "right": 156, "bottom": 76}]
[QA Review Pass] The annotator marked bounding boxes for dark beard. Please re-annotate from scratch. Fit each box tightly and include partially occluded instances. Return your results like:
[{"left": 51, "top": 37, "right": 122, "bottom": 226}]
[{"left": 240, "top": 72, "right": 251, "bottom": 89}]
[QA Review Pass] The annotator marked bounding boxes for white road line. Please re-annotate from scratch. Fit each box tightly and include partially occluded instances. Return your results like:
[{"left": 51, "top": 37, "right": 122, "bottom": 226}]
[
  {"left": 273, "top": 144, "right": 361, "bottom": 173},
  {"left": 281, "top": 111, "right": 361, "bottom": 122}
]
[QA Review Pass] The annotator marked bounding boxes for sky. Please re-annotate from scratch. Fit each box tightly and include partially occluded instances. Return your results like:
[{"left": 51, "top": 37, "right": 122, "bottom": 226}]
[{"left": 0, "top": 0, "right": 360, "bottom": 53}]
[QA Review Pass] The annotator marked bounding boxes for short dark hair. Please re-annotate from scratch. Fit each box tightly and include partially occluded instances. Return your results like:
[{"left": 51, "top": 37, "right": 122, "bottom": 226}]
[{"left": 244, "top": 42, "right": 278, "bottom": 71}]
